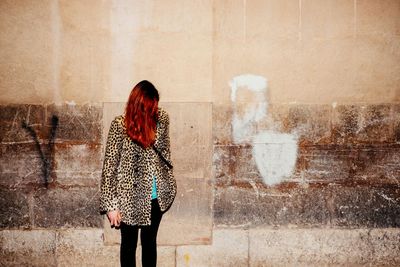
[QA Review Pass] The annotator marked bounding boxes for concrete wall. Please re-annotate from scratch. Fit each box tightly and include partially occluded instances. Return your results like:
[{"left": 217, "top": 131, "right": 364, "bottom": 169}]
[
  {"left": 1, "top": 0, "right": 399, "bottom": 105},
  {"left": 1, "top": 0, "right": 400, "bottom": 266}
]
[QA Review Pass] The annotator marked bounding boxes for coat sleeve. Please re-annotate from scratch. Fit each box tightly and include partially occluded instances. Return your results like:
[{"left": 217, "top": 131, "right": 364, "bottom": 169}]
[
  {"left": 159, "top": 110, "right": 172, "bottom": 163},
  {"left": 99, "top": 118, "right": 123, "bottom": 214},
  {"left": 157, "top": 110, "right": 177, "bottom": 211}
]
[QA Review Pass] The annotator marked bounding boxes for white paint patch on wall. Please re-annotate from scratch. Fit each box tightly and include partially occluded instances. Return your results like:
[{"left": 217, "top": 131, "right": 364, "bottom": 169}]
[
  {"left": 229, "top": 74, "right": 298, "bottom": 186},
  {"left": 253, "top": 131, "right": 298, "bottom": 186},
  {"left": 230, "top": 74, "right": 268, "bottom": 144},
  {"left": 229, "top": 74, "right": 268, "bottom": 102},
  {"left": 232, "top": 102, "right": 268, "bottom": 143}
]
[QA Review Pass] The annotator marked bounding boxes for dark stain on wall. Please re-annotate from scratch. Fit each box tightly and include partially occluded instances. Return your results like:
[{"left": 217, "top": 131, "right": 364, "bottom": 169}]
[
  {"left": 1, "top": 104, "right": 103, "bottom": 229},
  {"left": 22, "top": 115, "right": 58, "bottom": 188}
]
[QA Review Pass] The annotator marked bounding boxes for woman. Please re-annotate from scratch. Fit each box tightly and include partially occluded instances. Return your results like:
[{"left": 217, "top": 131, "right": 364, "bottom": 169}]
[{"left": 100, "top": 80, "right": 177, "bottom": 267}]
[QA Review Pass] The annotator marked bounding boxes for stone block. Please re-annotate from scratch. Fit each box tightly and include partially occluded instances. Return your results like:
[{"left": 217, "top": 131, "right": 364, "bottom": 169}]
[
  {"left": 268, "top": 104, "right": 332, "bottom": 145},
  {"left": 216, "top": 32, "right": 398, "bottom": 104},
  {"left": 332, "top": 104, "right": 362, "bottom": 144},
  {"left": 129, "top": 33, "right": 212, "bottom": 103},
  {"left": 249, "top": 228, "right": 400, "bottom": 266},
  {"left": 33, "top": 187, "right": 102, "bottom": 228},
  {"left": 357, "top": 0, "right": 400, "bottom": 35},
  {"left": 357, "top": 104, "right": 393, "bottom": 143},
  {"left": 56, "top": 229, "right": 119, "bottom": 267},
  {"left": 104, "top": 177, "right": 213, "bottom": 246},
  {"left": 301, "top": 0, "right": 354, "bottom": 39},
  {"left": 101, "top": 216, "right": 120, "bottom": 246},
  {"left": 365, "top": 228, "right": 400, "bottom": 265},
  {"left": 214, "top": 182, "right": 400, "bottom": 228},
  {"left": 393, "top": 103, "right": 400, "bottom": 143},
  {"left": 59, "top": 0, "right": 110, "bottom": 103},
  {"left": 349, "top": 145, "right": 400, "bottom": 183},
  {"left": 101, "top": 102, "right": 125, "bottom": 146},
  {"left": 350, "top": 34, "right": 400, "bottom": 103},
  {"left": 0, "top": 1, "right": 55, "bottom": 104},
  {"left": 166, "top": 102, "right": 213, "bottom": 179},
  {"left": 215, "top": 143, "right": 305, "bottom": 185},
  {"left": 0, "top": 229, "right": 56, "bottom": 266},
  {"left": 0, "top": 104, "right": 45, "bottom": 126},
  {"left": 213, "top": 0, "right": 247, "bottom": 40},
  {"left": 54, "top": 143, "right": 102, "bottom": 186},
  {"left": 144, "top": 0, "right": 212, "bottom": 35},
  {"left": 57, "top": 229, "right": 175, "bottom": 267},
  {"left": 295, "top": 144, "right": 400, "bottom": 184},
  {"left": 246, "top": 0, "right": 299, "bottom": 39},
  {"left": 0, "top": 104, "right": 46, "bottom": 143},
  {"left": 293, "top": 146, "right": 352, "bottom": 182},
  {"left": 59, "top": 33, "right": 111, "bottom": 103},
  {"left": 105, "top": 1, "right": 213, "bottom": 103},
  {"left": 287, "top": 38, "right": 363, "bottom": 104},
  {"left": 214, "top": 185, "right": 330, "bottom": 227},
  {"left": 328, "top": 185, "right": 400, "bottom": 228},
  {"left": 213, "top": 103, "right": 332, "bottom": 147},
  {"left": 212, "top": 104, "right": 233, "bottom": 145},
  {"left": 214, "top": 130, "right": 399, "bottom": 187},
  {"left": 231, "top": 97, "right": 270, "bottom": 144},
  {"left": 0, "top": 187, "right": 31, "bottom": 228},
  {"left": 59, "top": 0, "right": 109, "bottom": 34},
  {"left": 0, "top": 143, "right": 44, "bottom": 188},
  {"left": 212, "top": 40, "right": 248, "bottom": 104},
  {"left": 136, "top": 246, "right": 176, "bottom": 267},
  {"left": 213, "top": 145, "right": 260, "bottom": 185},
  {"left": 176, "top": 229, "right": 248, "bottom": 267},
  {"left": 45, "top": 104, "right": 102, "bottom": 143},
  {"left": 213, "top": 104, "right": 396, "bottom": 147},
  {"left": 158, "top": 177, "right": 212, "bottom": 245}
]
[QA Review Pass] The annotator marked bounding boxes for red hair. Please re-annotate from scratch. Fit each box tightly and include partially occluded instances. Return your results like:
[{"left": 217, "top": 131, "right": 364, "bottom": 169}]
[{"left": 125, "top": 80, "right": 159, "bottom": 148}]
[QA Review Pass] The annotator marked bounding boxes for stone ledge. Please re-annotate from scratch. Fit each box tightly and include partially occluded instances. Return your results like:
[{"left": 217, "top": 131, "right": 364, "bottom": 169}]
[
  {"left": 1, "top": 228, "right": 399, "bottom": 266},
  {"left": 55, "top": 229, "right": 175, "bottom": 267},
  {"left": 176, "top": 229, "right": 249, "bottom": 267},
  {"left": 0, "top": 229, "right": 57, "bottom": 267},
  {"left": 0, "top": 229, "right": 175, "bottom": 267},
  {"left": 249, "top": 227, "right": 400, "bottom": 267},
  {"left": 214, "top": 184, "right": 400, "bottom": 228}
]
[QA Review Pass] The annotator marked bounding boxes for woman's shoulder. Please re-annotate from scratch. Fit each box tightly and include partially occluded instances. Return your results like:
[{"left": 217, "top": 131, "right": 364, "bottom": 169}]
[
  {"left": 110, "top": 115, "right": 125, "bottom": 129},
  {"left": 158, "top": 107, "right": 169, "bottom": 124}
]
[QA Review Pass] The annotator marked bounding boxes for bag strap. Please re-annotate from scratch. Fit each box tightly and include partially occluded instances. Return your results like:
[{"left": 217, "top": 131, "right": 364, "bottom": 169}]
[{"left": 152, "top": 145, "right": 173, "bottom": 169}]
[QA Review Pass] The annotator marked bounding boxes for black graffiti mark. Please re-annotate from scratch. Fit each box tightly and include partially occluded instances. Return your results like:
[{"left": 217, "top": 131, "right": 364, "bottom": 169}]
[{"left": 22, "top": 115, "right": 59, "bottom": 188}]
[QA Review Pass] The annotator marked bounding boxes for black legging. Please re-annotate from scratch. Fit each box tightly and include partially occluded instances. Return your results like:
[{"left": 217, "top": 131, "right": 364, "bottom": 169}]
[{"left": 120, "top": 198, "right": 163, "bottom": 267}]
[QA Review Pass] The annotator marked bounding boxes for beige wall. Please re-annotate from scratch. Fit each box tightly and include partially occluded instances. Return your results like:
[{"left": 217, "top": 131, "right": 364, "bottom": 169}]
[
  {"left": 1, "top": 2, "right": 400, "bottom": 266},
  {"left": 0, "top": 0, "right": 399, "bottom": 104}
]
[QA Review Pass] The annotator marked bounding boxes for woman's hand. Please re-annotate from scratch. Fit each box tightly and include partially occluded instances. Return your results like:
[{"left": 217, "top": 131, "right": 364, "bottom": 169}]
[{"left": 107, "top": 210, "right": 122, "bottom": 227}]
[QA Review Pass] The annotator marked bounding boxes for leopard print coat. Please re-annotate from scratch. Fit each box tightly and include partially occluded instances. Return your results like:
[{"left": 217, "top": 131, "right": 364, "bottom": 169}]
[{"left": 99, "top": 108, "right": 177, "bottom": 226}]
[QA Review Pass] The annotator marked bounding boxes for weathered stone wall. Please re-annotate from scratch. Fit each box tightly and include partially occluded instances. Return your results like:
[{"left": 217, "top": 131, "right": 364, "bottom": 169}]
[
  {"left": 213, "top": 102, "right": 400, "bottom": 228},
  {"left": 2, "top": 103, "right": 399, "bottom": 267},
  {"left": 1, "top": 0, "right": 400, "bottom": 266},
  {"left": 0, "top": 104, "right": 103, "bottom": 230}
]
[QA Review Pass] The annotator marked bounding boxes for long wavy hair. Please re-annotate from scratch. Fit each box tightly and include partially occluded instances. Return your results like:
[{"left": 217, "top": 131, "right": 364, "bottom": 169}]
[{"left": 124, "top": 80, "right": 159, "bottom": 148}]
